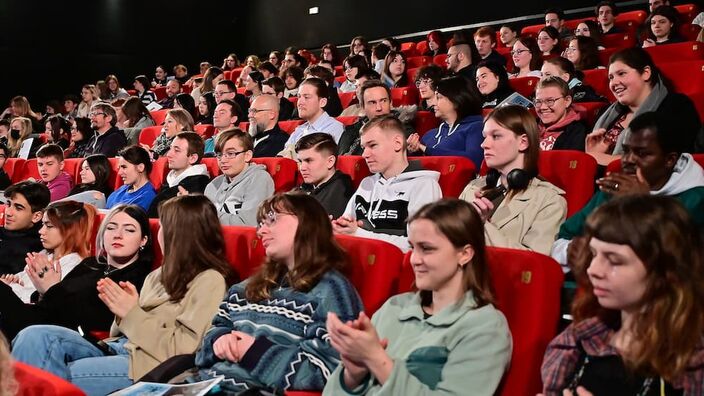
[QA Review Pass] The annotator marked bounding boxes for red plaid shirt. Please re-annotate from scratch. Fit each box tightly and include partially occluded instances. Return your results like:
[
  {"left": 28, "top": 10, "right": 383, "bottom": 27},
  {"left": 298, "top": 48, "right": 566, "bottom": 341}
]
[{"left": 541, "top": 317, "right": 704, "bottom": 396}]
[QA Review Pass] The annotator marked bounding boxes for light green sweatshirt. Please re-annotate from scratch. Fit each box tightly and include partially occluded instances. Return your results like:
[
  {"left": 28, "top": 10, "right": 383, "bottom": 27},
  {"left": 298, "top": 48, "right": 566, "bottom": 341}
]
[{"left": 323, "top": 291, "right": 512, "bottom": 395}]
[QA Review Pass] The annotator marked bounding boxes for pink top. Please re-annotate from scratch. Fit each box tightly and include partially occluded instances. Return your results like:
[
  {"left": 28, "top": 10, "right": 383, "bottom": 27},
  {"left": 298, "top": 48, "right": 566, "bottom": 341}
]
[{"left": 45, "top": 171, "right": 73, "bottom": 201}]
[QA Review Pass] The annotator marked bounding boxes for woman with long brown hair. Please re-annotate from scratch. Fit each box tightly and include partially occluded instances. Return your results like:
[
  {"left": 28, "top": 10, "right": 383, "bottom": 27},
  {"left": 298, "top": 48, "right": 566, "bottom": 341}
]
[
  {"left": 325, "top": 199, "right": 511, "bottom": 395},
  {"left": 193, "top": 192, "right": 363, "bottom": 393},
  {"left": 541, "top": 195, "right": 704, "bottom": 395},
  {"left": 12, "top": 195, "right": 231, "bottom": 395}
]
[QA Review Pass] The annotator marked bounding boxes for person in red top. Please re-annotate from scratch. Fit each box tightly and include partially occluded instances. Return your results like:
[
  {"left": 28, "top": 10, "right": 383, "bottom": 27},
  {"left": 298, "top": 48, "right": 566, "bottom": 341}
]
[
  {"left": 35, "top": 144, "right": 73, "bottom": 201},
  {"left": 540, "top": 195, "right": 704, "bottom": 396}
]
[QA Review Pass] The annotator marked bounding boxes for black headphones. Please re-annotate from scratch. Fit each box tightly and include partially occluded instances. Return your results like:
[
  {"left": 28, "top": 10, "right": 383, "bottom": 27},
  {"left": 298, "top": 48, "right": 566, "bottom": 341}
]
[{"left": 485, "top": 168, "right": 535, "bottom": 191}]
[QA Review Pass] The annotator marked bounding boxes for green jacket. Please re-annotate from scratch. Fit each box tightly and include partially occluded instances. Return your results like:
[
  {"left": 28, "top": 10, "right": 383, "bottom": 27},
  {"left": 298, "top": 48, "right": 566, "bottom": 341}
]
[
  {"left": 558, "top": 187, "right": 704, "bottom": 240},
  {"left": 323, "top": 291, "right": 512, "bottom": 395}
]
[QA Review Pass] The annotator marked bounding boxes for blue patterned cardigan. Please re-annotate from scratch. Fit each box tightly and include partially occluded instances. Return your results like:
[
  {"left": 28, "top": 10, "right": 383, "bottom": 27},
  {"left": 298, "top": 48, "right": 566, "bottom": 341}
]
[{"left": 195, "top": 270, "right": 363, "bottom": 392}]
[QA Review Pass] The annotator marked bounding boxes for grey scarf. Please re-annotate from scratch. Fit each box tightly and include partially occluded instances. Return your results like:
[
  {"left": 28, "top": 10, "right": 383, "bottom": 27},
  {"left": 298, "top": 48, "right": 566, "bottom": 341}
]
[{"left": 593, "top": 77, "right": 669, "bottom": 155}]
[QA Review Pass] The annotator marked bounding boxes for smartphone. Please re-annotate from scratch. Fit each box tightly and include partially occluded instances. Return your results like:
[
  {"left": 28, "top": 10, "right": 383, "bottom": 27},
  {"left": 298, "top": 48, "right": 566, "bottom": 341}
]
[{"left": 77, "top": 326, "right": 117, "bottom": 356}]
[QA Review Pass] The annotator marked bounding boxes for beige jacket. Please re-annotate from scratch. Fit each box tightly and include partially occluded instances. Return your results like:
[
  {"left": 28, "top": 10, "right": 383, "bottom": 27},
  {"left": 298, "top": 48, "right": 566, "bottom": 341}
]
[
  {"left": 460, "top": 177, "right": 567, "bottom": 255},
  {"left": 110, "top": 268, "right": 226, "bottom": 380}
]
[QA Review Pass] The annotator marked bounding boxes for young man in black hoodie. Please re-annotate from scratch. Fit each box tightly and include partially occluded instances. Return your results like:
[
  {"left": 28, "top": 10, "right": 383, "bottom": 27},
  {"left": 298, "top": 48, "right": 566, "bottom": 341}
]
[
  {"left": 294, "top": 132, "right": 353, "bottom": 218},
  {"left": 85, "top": 103, "right": 127, "bottom": 157},
  {"left": 0, "top": 181, "right": 50, "bottom": 274}
]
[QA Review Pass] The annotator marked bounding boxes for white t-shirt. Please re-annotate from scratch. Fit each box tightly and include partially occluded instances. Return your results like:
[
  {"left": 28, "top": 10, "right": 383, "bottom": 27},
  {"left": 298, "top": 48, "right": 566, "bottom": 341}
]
[{"left": 11, "top": 252, "right": 83, "bottom": 303}]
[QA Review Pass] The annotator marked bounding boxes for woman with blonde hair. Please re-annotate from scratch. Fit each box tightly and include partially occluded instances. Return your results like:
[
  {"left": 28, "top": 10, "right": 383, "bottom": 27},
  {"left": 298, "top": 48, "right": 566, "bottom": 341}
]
[
  {"left": 76, "top": 84, "right": 100, "bottom": 118},
  {"left": 459, "top": 105, "right": 567, "bottom": 255},
  {"left": 143, "top": 108, "right": 194, "bottom": 157},
  {"left": 7, "top": 117, "right": 40, "bottom": 158},
  {"left": 325, "top": 199, "right": 511, "bottom": 395},
  {"left": 541, "top": 195, "right": 704, "bottom": 395},
  {"left": 193, "top": 193, "right": 363, "bottom": 393}
]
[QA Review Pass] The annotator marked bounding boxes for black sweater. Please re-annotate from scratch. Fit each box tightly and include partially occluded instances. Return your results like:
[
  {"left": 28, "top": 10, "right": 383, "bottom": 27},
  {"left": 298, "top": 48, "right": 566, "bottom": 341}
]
[
  {"left": 0, "top": 255, "right": 152, "bottom": 340},
  {"left": 296, "top": 170, "right": 354, "bottom": 218}
]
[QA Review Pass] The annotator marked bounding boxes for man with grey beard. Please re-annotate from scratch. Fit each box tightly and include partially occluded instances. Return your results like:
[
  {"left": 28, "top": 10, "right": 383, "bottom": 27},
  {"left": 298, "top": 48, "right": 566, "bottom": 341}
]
[{"left": 247, "top": 95, "right": 289, "bottom": 157}]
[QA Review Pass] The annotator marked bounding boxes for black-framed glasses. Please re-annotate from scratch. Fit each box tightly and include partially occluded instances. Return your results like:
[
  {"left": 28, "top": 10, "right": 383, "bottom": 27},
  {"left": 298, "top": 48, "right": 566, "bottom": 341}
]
[
  {"left": 510, "top": 49, "right": 529, "bottom": 56},
  {"left": 533, "top": 96, "right": 565, "bottom": 107},
  {"left": 415, "top": 78, "right": 432, "bottom": 88},
  {"left": 215, "top": 150, "right": 247, "bottom": 160},
  {"left": 248, "top": 108, "right": 273, "bottom": 114},
  {"left": 88, "top": 112, "right": 106, "bottom": 117}
]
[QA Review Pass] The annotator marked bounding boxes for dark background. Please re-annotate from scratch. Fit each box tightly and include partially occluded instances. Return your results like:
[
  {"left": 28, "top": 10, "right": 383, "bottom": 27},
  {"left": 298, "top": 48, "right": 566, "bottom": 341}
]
[{"left": 0, "top": 0, "right": 646, "bottom": 111}]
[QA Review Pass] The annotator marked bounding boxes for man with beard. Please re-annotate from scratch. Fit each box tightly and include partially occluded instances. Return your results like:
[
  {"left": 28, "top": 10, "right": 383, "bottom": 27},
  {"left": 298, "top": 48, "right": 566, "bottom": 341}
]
[
  {"left": 246, "top": 95, "right": 288, "bottom": 157},
  {"left": 85, "top": 103, "right": 127, "bottom": 157}
]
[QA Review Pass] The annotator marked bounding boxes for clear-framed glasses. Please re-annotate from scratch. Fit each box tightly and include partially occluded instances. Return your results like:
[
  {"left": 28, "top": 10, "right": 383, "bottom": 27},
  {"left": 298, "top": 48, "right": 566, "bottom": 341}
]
[
  {"left": 510, "top": 49, "right": 529, "bottom": 56},
  {"left": 88, "top": 112, "right": 106, "bottom": 117},
  {"left": 257, "top": 210, "right": 294, "bottom": 230},
  {"left": 215, "top": 150, "right": 247, "bottom": 160},
  {"left": 415, "top": 78, "right": 432, "bottom": 88},
  {"left": 533, "top": 96, "right": 565, "bottom": 108},
  {"left": 248, "top": 108, "right": 272, "bottom": 115}
]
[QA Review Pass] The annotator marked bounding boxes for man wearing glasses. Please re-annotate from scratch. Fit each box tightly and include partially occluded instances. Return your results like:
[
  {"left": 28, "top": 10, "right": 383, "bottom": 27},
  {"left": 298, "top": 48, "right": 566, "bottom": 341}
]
[
  {"left": 85, "top": 103, "right": 127, "bottom": 157},
  {"left": 247, "top": 95, "right": 288, "bottom": 157},
  {"left": 214, "top": 80, "right": 249, "bottom": 116},
  {"left": 204, "top": 129, "right": 274, "bottom": 226}
]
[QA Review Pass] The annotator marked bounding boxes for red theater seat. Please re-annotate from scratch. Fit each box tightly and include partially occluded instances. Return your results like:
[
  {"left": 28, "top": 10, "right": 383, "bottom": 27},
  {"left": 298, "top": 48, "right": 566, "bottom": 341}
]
[
  {"left": 336, "top": 155, "right": 371, "bottom": 189},
  {"left": 400, "top": 41, "right": 417, "bottom": 57},
  {"left": 149, "top": 157, "right": 169, "bottom": 190},
  {"left": 508, "top": 76, "right": 539, "bottom": 98},
  {"left": 520, "top": 24, "right": 544, "bottom": 38},
  {"left": 335, "top": 116, "right": 358, "bottom": 126},
  {"left": 152, "top": 87, "right": 166, "bottom": 101},
  {"left": 601, "top": 32, "right": 636, "bottom": 49},
  {"left": 222, "top": 225, "right": 265, "bottom": 279},
  {"left": 335, "top": 234, "right": 405, "bottom": 316},
  {"left": 14, "top": 158, "right": 40, "bottom": 183},
  {"left": 644, "top": 41, "right": 704, "bottom": 63},
  {"left": 251, "top": 157, "right": 298, "bottom": 192},
  {"left": 399, "top": 247, "right": 564, "bottom": 396},
  {"left": 433, "top": 54, "right": 447, "bottom": 67},
  {"left": 675, "top": 3, "right": 700, "bottom": 23},
  {"left": 149, "top": 109, "right": 169, "bottom": 125},
  {"left": 406, "top": 56, "right": 433, "bottom": 69},
  {"left": 138, "top": 126, "right": 162, "bottom": 147},
  {"left": 415, "top": 40, "right": 428, "bottom": 55},
  {"left": 615, "top": 10, "right": 647, "bottom": 25},
  {"left": 680, "top": 23, "right": 703, "bottom": 41},
  {"left": 409, "top": 156, "right": 476, "bottom": 198},
  {"left": 658, "top": 61, "right": 704, "bottom": 121},
  {"left": 194, "top": 124, "right": 215, "bottom": 139},
  {"left": 4, "top": 158, "right": 25, "bottom": 183},
  {"left": 390, "top": 87, "right": 419, "bottom": 106},
  {"left": 582, "top": 68, "right": 614, "bottom": 101},
  {"left": 14, "top": 362, "right": 86, "bottom": 396},
  {"left": 201, "top": 157, "right": 221, "bottom": 178},
  {"left": 279, "top": 120, "right": 305, "bottom": 133},
  {"left": 414, "top": 110, "right": 441, "bottom": 137},
  {"left": 62, "top": 158, "right": 83, "bottom": 184},
  {"left": 338, "top": 92, "right": 356, "bottom": 109},
  {"left": 574, "top": 101, "right": 608, "bottom": 127}
]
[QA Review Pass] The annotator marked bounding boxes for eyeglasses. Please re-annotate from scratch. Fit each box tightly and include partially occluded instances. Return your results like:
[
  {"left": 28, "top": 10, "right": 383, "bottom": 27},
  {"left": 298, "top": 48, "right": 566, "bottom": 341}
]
[
  {"left": 213, "top": 91, "right": 233, "bottom": 97},
  {"left": 533, "top": 96, "right": 565, "bottom": 107},
  {"left": 215, "top": 150, "right": 247, "bottom": 160},
  {"left": 248, "top": 108, "right": 272, "bottom": 114},
  {"left": 415, "top": 78, "right": 432, "bottom": 88},
  {"left": 510, "top": 49, "right": 529, "bottom": 56},
  {"left": 257, "top": 210, "right": 294, "bottom": 230},
  {"left": 88, "top": 112, "right": 106, "bottom": 117}
]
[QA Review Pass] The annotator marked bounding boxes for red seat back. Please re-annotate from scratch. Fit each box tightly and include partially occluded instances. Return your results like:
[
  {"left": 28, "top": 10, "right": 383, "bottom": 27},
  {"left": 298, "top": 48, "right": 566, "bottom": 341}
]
[
  {"left": 4, "top": 158, "right": 25, "bottom": 183},
  {"left": 152, "top": 87, "right": 167, "bottom": 101},
  {"left": 149, "top": 109, "right": 169, "bottom": 125},
  {"left": 615, "top": 10, "right": 647, "bottom": 25},
  {"left": 644, "top": 41, "right": 704, "bottom": 63},
  {"left": 222, "top": 225, "right": 265, "bottom": 279},
  {"left": 390, "top": 87, "right": 419, "bottom": 106},
  {"left": 139, "top": 126, "right": 162, "bottom": 147},
  {"left": 279, "top": 120, "right": 305, "bottom": 133},
  {"left": 335, "top": 116, "right": 358, "bottom": 126},
  {"left": 14, "top": 362, "right": 86, "bottom": 396},
  {"left": 508, "top": 76, "right": 540, "bottom": 98},
  {"left": 336, "top": 234, "right": 405, "bottom": 316},
  {"left": 582, "top": 68, "right": 614, "bottom": 101},
  {"left": 405, "top": 56, "right": 433, "bottom": 69},
  {"left": 0, "top": 204, "right": 5, "bottom": 227},
  {"left": 574, "top": 101, "right": 608, "bottom": 127},
  {"left": 149, "top": 157, "right": 169, "bottom": 190},
  {"left": 251, "top": 157, "right": 298, "bottom": 192},
  {"left": 409, "top": 156, "right": 476, "bottom": 198},
  {"left": 400, "top": 41, "right": 417, "bottom": 57},
  {"left": 201, "top": 157, "right": 221, "bottom": 178},
  {"left": 63, "top": 158, "right": 83, "bottom": 185},
  {"left": 659, "top": 61, "right": 704, "bottom": 121},
  {"left": 680, "top": 23, "right": 703, "bottom": 41},
  {"left": 675, "top": 3, "right": 700, "bottom": 23},
  {"left": 194, "top": 124, "right": 216, "bottom": 139},
  {"left": 336, "top": 155, "right": 372, "bottom": 189},
  {"left": 107, "top": 157, "right": 122, "bottom": 190},
  {"left": 538, "top": 150, "right": 598, "bottom": 217},
  {"left": 433, "top": 54, "right": 447, "bottom": 67},
  {"left": 338, "top": 92, "right": 357, "bottom": 109},
  {"left": 415, "top": 40, "right": 429, "bottom": 55},
  {"left": 399, "top": 247, "right": 564, "bottom": 396},
  {"left": 597, "top": 47, "right": 620, "bottom": 70},
  {"left": 414, "top": 110, "right": 441, "bottom": 137},
  {"left": 16, "top": 158, "right": 40, "bottom": 183},
  {"left": 520, "top": 24, "right": 544, "bottom": 38},
  {"left": 601, "top": 32, "right": 636, "bottom": 49}
]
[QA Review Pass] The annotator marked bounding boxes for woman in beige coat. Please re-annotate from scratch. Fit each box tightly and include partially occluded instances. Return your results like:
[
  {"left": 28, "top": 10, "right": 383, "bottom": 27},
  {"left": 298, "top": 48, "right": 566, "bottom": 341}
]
[
  {"left": 11, "top": 195, "right": 232, "bottom": 395},
  {"left": 460, "top": 105, "right": 567, "bottom": 255}
]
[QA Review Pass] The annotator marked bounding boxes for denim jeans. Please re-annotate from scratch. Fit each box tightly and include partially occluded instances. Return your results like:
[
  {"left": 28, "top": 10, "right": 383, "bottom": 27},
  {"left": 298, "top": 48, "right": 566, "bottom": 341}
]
[{"left": 12, "top": 325, "right": 133, "bottom": 395}]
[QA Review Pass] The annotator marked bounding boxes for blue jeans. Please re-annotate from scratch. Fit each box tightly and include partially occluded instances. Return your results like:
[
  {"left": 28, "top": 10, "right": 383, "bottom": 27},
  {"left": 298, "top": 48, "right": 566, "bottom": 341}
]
[{"left": 12, "top": 325, "right": 133, "bottom": 395}]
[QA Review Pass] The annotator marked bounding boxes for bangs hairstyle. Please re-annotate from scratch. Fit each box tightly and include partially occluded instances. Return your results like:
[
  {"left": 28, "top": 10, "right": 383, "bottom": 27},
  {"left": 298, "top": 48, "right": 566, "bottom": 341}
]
[
  {"left": 158, "top": 195, "right": 232, "bottom": 302},
  {"left": 95, "top": 204, "right": 153, "bottom": 265},
  {"left": 44, "top": 201, "right": 96, "bottom": 259},
  {"left": 246, "top": 193, "right": 348, "bottom": 302},
  {"left": 408, "top": 199, "right": 493, "bottom": 307},
  {"left": 485, "top": 105, "right": 540, "bottom": 190},
  {"left": 609, "top": 47, "right": 660, "bottom": 88},
  {"left": 515, "top": 36, "right": 544, "bottom": 71},
  {"left": 571, "top": 195, "right": 704, "bottom": 382},
  {"left": 435, "top": 76, "right": 483, "bottom": 119},
  {"left": 537, "top": 75, "right": 571, "bottom": 98},
  {"left": 214, "top": 128, "right": 253, "bottom": 153}
]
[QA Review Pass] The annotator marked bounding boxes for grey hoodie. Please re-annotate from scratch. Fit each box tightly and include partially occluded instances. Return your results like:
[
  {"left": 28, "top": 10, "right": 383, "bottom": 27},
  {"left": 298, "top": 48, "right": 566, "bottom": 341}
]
[{"left": 204, "top": 164, "right": 274, "bottom": 226}]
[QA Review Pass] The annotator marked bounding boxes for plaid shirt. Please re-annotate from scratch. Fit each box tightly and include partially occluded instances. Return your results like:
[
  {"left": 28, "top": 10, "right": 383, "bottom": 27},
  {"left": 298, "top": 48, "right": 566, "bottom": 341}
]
[{"left": 541, "top": 317, "right": 704, "bottom": 396}]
